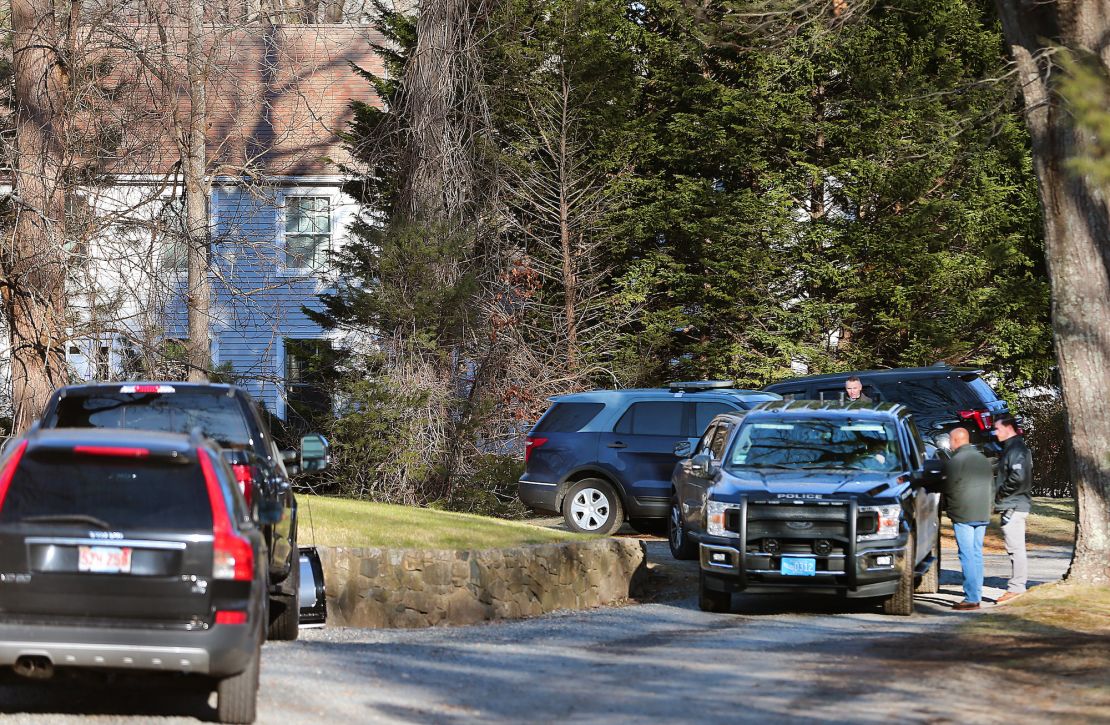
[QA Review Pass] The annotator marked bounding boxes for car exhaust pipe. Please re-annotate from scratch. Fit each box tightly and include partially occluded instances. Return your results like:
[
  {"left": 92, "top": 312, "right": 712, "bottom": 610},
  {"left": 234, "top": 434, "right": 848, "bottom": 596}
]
[
  {"left": 298, "top": 546, "right": 327, "bottom": 627},
  {"left": 13, "top": 655, "right": 54, "bottom": 680}
]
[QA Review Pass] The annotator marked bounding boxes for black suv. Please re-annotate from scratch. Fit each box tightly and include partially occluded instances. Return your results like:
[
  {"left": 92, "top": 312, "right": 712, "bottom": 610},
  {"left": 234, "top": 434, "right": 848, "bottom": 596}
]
[
  {"left": 0, "top": 428, "right": 266, "bottom": 723},
  {"left": 37, "top": 383, "right": 328, "bottom": 641},
  {"left": 764, "top": 364, "right": 1009, "bottom": 452},
  {"left": 673, "top": 401, "right": 943, "bottom": 616}
]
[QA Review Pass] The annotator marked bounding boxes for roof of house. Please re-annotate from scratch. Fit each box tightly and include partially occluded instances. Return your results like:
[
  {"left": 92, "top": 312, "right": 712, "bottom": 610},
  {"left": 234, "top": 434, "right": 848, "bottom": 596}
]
[{"left": 99, "top": 24, "right": 384, "bottom": 178}]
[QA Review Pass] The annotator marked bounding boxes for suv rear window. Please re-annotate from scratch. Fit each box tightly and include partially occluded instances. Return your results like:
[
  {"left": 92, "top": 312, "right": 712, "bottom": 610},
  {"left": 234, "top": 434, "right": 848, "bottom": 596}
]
[
  {"left": 0, "top": 455, "right": 213, "bottom": 531},
  {"left": 533, "top": 403, "right": 604, "bottom": 433},
  {"left": 48, "top": 392, "right": 252, "bottom": 449},
  {"left": 884, "top": 376, "right": 995, "bottom": 414}
]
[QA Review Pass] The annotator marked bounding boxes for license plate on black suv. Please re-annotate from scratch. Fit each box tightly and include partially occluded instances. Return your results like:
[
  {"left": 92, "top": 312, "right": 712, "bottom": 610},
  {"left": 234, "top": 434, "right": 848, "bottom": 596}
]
[
  {"left": 780, "top": 557, "right": 816, "bottom": 576},
  {"left": 79, "top": 545, "right": 133, "bottom": 574}
]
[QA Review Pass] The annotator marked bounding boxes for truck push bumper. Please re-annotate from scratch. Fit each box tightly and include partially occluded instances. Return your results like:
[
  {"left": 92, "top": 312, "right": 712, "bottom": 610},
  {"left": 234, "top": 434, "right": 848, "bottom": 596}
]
[{"left": 698, "top": 495, "right": 909, "bottom": 598}]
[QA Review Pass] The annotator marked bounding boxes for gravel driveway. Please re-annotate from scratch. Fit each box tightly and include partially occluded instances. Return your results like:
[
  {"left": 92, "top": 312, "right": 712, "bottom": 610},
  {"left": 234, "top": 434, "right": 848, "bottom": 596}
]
[{"left": 0, "top": 543, "right": 1072, "bottom": 724}]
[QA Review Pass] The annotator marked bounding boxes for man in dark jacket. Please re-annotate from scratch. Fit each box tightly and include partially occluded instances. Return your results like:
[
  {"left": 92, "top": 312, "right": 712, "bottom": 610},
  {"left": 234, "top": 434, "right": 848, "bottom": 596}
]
[
  {"left": 993, "top": 414, "right": 1033, "bottom": 603},
  {"left": 944, "top": 427, "right": 994, "bottom": 611}
]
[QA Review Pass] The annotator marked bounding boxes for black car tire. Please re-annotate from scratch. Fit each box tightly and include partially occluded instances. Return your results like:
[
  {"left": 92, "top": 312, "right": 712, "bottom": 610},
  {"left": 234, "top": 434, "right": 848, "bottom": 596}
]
[
  {"left": 698, "top": 571, "right": 731, "bottom": 613},
  {"left": 628, "top": 518, "right": 666, "bottom": 536},
  {"left": 915, "top": 524, "right": 940, "bottom": 595},
  {"left": 882, "top": 536, "right": 916, "bottom": 616},
  {"left": 668, "top": 496, "right": 698, "bottom": 560},
  {"left": 562, "top": 479, "right": 623, "bottom": 535},
  {"left": 216, "top": 642, "right": 260, "bottom": 724},
  {"left": 267, "top": 549, "right": 301, "bottom": 641}
]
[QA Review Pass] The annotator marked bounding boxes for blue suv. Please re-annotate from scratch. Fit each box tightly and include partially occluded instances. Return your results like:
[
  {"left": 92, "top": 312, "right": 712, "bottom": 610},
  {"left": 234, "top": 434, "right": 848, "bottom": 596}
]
[{"left": 518, "top": 382, "right": 781, "bottom": 534}]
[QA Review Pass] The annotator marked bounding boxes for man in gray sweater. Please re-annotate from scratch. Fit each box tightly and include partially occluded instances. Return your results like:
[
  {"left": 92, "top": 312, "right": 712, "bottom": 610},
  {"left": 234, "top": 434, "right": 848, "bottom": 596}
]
[{"left": 944, "top": 427, "right": 994, "bottom": 611}]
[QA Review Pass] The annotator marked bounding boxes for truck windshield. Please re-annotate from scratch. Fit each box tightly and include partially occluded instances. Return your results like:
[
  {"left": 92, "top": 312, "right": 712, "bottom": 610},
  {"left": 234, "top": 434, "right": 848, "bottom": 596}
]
[{"left": 726, "top": 417, "right": 902, "bottom": 472}]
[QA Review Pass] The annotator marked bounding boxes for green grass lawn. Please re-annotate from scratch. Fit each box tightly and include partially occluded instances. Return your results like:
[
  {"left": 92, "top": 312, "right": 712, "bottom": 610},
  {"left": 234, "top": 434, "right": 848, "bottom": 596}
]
[{"left": 296, "top": 495, "right": 595, "bottom": 550}]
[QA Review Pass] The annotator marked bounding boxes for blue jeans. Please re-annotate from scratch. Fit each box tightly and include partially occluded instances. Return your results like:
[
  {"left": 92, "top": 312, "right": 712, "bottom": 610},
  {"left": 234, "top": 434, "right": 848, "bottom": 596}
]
[{"left": 953, "top": 521, "right": 988, "bottom": 603}]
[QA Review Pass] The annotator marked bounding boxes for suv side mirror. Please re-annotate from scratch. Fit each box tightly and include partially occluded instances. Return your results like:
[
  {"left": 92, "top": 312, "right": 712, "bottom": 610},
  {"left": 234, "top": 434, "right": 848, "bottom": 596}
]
[
  {"left": 674, "top": 440, "right": 694, "bottom": 458},
  {"left": 300, "top": 433, "right": 330, "bottom": 473},
  {"left": 932, "top": 432, "right": 952, "bottom": 453},
  {"left": 690, "top": 452, "right": 718, "bottom": 479}
]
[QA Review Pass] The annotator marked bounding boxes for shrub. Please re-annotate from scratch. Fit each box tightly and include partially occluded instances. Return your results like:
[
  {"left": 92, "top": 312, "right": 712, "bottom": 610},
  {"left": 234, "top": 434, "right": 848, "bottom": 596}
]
[
  {"left": 436, "top": 453, "right": 527, "bottom": 519},
  {"left": 1021, "top": 394, "right": 1071, "bottom": 498}
]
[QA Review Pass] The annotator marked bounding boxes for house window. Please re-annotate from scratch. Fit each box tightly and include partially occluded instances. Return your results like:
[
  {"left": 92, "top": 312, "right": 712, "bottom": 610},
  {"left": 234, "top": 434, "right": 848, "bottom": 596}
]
[
  {"left": 285, "top": 196, "right": 331, "bottom": 269},
  {"left": 156, "top": 195, "right": 189, "bottom": 271},
  {"left": 284, "top": 338, "right": 333, "bottom": 427}
]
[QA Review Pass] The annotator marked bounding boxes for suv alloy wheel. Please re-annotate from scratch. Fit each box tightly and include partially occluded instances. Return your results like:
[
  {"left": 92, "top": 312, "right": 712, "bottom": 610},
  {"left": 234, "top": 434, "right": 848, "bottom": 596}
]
[{"left": 562, "top": 478, "right": 623, "bottom": 535}]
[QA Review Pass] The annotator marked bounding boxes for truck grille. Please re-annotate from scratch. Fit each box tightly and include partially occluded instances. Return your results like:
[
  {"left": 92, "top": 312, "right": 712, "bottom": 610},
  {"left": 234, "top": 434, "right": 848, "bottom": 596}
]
[{"left": 735, "top": 502, "right": 850, "bottom": 539}]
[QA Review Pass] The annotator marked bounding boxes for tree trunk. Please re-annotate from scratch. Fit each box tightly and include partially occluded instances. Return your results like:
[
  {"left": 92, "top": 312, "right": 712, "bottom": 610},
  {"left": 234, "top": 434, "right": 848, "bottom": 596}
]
[
  {"left": 995, "top": 0, "right": 1110, "bottom": 584},
  {"left": 5, "top": 0, "right": 69, "bottom": 430},
  {"left": 184, "top": 0, "right": 211, "bottom": 382},
  {"left": 559, "top": 113, "right": 578, "bottom": 372},
  {"left": 399, "top": 0, "right": 474, "bottom": 222}
]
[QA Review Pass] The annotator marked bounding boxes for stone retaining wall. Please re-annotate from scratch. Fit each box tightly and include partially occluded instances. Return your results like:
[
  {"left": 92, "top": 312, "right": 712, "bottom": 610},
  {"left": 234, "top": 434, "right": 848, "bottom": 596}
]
[{"left": 317, "top": 537, "right": 648, "bottom": 628}]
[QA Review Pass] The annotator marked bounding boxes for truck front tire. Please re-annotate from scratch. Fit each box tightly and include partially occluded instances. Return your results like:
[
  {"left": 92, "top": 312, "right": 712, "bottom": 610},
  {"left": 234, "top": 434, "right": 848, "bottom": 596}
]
[
  {"left": 698, "top": 571, "right": 731, "bottom": 613},
  {"left": 668, "top": 496, "right": 697, "bottom": 560},
  {"left": 882, "top": 537, "right": 916, "bottom": 616}
]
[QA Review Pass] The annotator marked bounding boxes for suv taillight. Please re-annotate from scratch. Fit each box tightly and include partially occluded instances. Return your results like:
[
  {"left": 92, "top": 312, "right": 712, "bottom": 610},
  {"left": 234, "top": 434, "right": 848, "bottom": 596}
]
[
  {"left": 198, "top": 448, "right": 254, "bottom": 582},
  {"left": 231, "top": 463, "right": 254, "bottom": 507},
  {"left": 524, "top": 436, "right": 548, "bottom": 464},
  {"left": 958, "top": 409, "right": 990, "bottom": 430},
  {"left": 0, "top": 440, "right": 29, "bottom": 511}
]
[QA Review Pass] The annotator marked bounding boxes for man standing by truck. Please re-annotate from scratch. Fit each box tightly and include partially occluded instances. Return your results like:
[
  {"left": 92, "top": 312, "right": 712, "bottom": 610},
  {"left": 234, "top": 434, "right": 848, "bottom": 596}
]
[
  {"left": 993, "top": 414, "right": 1033, "bottom": 604},
  {"left": 944, "top": 427, "right": 994, "bottom": 611}
]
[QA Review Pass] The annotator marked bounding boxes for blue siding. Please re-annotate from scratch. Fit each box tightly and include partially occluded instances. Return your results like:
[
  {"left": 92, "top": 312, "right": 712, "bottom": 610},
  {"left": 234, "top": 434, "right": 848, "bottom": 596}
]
[{"left": 164, "top": 184, "right": 343, "bottom": 418}]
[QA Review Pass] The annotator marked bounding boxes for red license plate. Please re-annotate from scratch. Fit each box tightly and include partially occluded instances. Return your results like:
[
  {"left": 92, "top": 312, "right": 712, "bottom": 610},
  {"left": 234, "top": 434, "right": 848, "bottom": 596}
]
[{"left": 78, "top": 546, "right": 133, "bottom": 574}]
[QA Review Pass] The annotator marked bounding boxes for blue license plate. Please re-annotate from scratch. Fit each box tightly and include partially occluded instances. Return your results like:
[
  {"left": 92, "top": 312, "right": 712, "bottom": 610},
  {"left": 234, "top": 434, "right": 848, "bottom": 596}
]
[{"left": 780, "top": 557, "right": 816, "bottom": 576}]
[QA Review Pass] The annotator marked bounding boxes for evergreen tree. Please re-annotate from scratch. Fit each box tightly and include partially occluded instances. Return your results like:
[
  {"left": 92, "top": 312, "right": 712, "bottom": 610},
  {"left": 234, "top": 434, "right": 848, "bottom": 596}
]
[{"left": 612, "top": 0, "right": 1052, "bottom": 389}]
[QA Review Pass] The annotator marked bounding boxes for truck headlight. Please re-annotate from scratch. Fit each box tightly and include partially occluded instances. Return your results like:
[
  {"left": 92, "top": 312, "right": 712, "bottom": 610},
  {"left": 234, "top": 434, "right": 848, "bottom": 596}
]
[
  {"left": 858, "top": 504, "right": 901, "bottom": 541},
  {"left": 706, "top": 501, "right": 737, "bottom": 537}
]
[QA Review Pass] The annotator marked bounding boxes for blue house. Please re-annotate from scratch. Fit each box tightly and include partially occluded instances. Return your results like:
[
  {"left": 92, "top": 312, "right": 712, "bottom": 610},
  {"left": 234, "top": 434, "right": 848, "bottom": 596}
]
[{"left": 65, "top": 25, "right": 382, "bottom": 421}]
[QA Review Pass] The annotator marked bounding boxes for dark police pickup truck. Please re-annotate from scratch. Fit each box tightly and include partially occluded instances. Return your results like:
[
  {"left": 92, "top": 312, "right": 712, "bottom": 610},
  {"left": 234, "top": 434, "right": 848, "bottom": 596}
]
[{"left": 672, "top": 400, "right": 943, "bottom": 616}]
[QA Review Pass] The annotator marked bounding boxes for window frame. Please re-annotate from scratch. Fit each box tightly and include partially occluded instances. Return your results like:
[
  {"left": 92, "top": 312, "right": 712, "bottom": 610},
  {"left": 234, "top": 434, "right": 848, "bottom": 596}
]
[{"left": 281, "top": 193, "right": 335, "bottom": 272}]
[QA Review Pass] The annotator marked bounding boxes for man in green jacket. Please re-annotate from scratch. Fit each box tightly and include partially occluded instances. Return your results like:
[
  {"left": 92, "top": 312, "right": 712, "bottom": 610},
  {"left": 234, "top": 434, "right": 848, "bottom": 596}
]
[{"left": 944, "top": 427, "right": 994, "bottom": 611}]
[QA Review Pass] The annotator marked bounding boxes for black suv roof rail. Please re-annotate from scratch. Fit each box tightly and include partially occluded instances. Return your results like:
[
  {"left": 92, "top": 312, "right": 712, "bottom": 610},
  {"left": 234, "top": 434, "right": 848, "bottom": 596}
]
[
  {"left": 668, "top": 380, "right": 735, "bottom": 392},
  {"left": 768, "top": 364, "right": 985, "bottom": 385}
]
